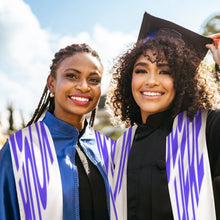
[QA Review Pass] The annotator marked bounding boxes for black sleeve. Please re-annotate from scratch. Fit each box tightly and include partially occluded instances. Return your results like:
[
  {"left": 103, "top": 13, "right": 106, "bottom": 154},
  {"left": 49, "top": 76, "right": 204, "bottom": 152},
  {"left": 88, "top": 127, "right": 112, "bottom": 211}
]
[{"left": 206, "top": 109, "right": 220, "bottom": 219}]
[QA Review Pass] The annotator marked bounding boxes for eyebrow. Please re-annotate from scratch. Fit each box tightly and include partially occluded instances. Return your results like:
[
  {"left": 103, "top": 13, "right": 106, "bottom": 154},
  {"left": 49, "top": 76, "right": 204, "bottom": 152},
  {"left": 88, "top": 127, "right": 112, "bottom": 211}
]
[
  {"left": 134, "top": 62, "right": 147, "bottom": 68},
  {"left": 134, "top": 62, "right": 169, "bottom": 68},
  {"left": 64, "top": 68, "right": 102, "bottom": 77},
  {"left": 157, "top": 63, "right": 169, "bottom": 67},
  {"left": 64, "top": 68, "right": 81, "bottom": 73}
]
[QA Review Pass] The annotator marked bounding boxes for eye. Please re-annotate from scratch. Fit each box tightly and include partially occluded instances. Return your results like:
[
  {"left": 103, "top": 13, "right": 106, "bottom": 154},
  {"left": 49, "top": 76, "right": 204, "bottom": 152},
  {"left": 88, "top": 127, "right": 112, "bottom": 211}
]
[
  {"left": 88, "top": 77, "right": 101, "bottom": 85},
  {"left": 66, "top": 73, "right": 78, "bottom": 79},
  {"left": 134, "top": 69, "right": 147, "bottom": 74},
  {"left": 159, "top": 70, "right": 171, "bottom": 75}
]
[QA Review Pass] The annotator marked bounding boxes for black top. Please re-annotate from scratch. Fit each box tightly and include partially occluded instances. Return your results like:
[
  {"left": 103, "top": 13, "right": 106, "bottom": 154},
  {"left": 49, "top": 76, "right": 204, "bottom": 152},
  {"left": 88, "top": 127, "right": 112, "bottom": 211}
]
[
  {"left": 75, "top": 123, "right": 109, "bottom": 220},
  {"left": 127, "top": 110, "right": 220, "bottom": 220}
]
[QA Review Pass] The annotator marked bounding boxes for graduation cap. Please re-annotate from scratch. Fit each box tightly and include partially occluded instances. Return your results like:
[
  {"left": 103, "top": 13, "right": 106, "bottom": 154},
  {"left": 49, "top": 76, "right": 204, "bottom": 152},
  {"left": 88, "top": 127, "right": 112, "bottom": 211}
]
[{"left": 137, "top": 12, "right": 213, "bottom": 60}]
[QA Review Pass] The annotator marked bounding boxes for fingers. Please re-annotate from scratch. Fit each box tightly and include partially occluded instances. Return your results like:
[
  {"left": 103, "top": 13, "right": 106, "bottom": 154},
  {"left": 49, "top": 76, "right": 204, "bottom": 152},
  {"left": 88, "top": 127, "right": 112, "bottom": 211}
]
[
  {"left": 206, "top": 44, "right": 216, "bottom": 53},
  {"left": 207, "top": 33, "right": 220, "bottom": 39},
  {"left": 214, "top": 39, "right": 219, "bottom": 48}
]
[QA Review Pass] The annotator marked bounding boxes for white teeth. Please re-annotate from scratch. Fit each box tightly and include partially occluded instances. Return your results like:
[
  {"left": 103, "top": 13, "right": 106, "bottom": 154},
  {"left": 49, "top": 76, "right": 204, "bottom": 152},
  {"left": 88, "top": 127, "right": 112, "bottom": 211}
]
[
  {"left": 71, "top": 97, "right": 89, "bottom": 102},
  {"left": 142, "top": 92, "right": 161, "bottom": 96}
]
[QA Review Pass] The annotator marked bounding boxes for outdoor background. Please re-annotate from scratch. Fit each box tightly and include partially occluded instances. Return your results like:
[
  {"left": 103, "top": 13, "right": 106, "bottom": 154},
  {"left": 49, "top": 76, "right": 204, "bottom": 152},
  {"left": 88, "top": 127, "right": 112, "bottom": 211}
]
[{"left": 0, "top": 0, "right": 220, "bottom": 146}]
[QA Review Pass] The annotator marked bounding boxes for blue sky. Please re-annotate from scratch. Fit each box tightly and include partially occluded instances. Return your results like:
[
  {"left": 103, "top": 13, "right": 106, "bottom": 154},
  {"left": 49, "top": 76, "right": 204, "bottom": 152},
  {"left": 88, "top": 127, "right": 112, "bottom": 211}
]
[
  {"left": 0, "top": 0, "right": 220, "bottom": 131},
  {"left": 23, "top": 0, "right": 219, "bottom": 35}
]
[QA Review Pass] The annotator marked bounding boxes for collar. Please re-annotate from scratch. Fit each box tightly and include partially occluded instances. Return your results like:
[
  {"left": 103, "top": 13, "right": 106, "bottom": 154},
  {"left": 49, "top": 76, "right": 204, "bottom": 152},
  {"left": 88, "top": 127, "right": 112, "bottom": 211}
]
[
  {"left": 42, "top": 111, "right": 79, "bottom": 137},
  {"left": 138, "top": 110, "right": 173, "bottom": 133}
]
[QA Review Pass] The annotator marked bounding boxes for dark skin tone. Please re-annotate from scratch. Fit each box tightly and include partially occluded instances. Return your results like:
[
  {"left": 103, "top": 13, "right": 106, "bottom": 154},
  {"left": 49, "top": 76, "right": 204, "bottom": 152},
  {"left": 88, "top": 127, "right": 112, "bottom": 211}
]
[{"left": 47, "top": 52, "right": 103, "bottom": 131}]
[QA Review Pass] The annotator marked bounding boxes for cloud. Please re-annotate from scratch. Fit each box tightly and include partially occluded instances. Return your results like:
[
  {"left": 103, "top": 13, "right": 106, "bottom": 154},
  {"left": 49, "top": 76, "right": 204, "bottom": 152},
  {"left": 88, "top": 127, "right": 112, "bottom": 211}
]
[
  {"left": 0, "top": 0, "right": 52, "bottom": 114},
  {"left": 0, "top": 0, "right": 136, "bottom": 131}
]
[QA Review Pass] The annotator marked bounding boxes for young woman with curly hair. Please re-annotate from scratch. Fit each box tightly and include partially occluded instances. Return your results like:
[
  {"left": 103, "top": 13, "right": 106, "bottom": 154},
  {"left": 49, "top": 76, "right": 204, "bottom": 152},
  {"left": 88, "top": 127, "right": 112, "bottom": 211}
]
[
  {"left": 107, "top": 12, "right": 220, "bottom": 220},
  {"left": 0, "top": 43, "right": 110, "bottom": 220},
  {"left": 109, "top": 31, "right": 219, "bottom": 128}
]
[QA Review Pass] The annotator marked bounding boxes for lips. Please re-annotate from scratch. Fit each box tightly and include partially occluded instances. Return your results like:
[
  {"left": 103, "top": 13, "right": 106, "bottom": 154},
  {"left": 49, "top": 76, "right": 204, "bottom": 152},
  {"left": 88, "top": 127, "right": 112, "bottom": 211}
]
[{"left": 69, "top": 94, "right": 91, "bottom": 105}]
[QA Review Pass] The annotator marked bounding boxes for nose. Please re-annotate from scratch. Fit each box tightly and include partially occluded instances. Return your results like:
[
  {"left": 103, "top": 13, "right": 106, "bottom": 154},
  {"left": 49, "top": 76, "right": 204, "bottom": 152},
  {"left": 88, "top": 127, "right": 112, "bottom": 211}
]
[
  {"left": 75, "top": 79, "right": 90, "bottom": 92},
  {"left": 146, "top": 72, "right": 159, "bottom": 87}
]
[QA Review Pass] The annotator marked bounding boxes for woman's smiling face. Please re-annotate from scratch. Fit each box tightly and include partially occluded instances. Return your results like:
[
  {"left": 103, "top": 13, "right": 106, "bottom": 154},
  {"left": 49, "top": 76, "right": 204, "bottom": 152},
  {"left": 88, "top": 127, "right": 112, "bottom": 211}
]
[
  {"left": 47, "top": 52, "right": 103, "bottom": 123},
  {"left": 131, "top": 49, "right": 175, "bottom": 123}
]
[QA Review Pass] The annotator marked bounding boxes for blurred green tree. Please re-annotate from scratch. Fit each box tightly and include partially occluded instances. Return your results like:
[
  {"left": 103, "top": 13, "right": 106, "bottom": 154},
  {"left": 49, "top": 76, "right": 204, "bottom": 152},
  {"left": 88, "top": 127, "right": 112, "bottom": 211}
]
[{"left": 202, "top": 14, "right": 220, "bottom": 35}]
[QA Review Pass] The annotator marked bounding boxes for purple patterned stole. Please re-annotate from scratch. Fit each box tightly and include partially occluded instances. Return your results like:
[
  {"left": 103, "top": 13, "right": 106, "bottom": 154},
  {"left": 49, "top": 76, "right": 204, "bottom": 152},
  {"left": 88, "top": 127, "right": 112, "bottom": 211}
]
[
  {"left": 9, "top": 122, "right": 63, "bottom": 220},
  {"left": 94, "top": 130, "right": 118, "bottom": 219},
  {"left": 99, "top": 126, "right": 137, "bottom": 220},
  {"left": 166, "top": 110, "right": 216, "bottom": 220},
  {"left": 106, "top": 110, "right": 216, "bottom": 220}
]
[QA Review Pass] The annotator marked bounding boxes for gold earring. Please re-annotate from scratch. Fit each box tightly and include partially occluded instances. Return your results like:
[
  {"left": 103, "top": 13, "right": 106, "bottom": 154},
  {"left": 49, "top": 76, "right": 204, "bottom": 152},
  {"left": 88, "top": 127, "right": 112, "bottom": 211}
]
[{"left": 50, "top": 93, "right": 54, "bottom": 98}]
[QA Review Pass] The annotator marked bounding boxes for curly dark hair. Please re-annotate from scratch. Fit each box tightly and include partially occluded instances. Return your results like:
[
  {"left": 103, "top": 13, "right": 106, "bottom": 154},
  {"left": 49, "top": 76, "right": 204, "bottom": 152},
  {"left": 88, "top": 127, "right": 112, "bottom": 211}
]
[
  {"left": 27, "top": 43, "right": 102, "bottom": 127},
  {"left": 107, "top": 29, "right": 220, "bottom": 127}
]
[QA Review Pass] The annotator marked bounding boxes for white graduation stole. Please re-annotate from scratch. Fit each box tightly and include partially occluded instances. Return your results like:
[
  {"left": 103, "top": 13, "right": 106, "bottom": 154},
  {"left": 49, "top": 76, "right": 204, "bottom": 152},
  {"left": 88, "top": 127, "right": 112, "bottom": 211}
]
[
  {"left": 109, "top": 126, "right": 137, "bottom": 220},
  {"left": 166, "top": 110, "right": 216, "bottom": 220},
  {"left": 9, "top": 121, "right": 63, "bottom": 220},
  {"left": 110, "top": 110, "right": 216, "bottom": 220},
  {"left": 94, "top": 130, "right": 118, "bottom": 219}
]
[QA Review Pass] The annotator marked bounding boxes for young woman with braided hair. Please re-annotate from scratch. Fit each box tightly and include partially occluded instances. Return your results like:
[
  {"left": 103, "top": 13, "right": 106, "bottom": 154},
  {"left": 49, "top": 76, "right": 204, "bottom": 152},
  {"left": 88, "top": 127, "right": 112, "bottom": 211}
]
[
  {"left": 26, "top": 44, "right": 98, "bottom": 128},
  {"left": 0, "top": 43, "right": 110, "bottom": 220}
]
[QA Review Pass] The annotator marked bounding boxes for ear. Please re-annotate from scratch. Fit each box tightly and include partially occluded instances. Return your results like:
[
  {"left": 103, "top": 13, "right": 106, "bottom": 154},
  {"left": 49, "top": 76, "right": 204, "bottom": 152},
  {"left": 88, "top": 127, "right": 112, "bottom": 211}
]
[{"left": 47, "top": 75, "right": 56, "bottom": 94}]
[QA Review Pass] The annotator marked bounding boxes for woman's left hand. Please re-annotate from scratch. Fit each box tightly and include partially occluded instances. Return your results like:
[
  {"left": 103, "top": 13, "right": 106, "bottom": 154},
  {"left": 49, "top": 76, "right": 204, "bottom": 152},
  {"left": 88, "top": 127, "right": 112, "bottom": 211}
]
[{"left": 206, "top": 33, "right": 220, "bottom": 65}]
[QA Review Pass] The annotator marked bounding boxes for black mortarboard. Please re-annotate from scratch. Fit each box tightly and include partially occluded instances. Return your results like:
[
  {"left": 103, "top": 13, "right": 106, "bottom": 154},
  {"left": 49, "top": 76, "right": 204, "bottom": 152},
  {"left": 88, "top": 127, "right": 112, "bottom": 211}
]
[{"left": 138, "top": 12, "right": 213, "bottom": 60}]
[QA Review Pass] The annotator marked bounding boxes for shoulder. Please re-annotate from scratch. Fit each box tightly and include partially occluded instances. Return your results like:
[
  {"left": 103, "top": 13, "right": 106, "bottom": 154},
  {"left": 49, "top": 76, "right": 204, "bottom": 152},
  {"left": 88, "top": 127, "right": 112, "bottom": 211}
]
[
  {"left": 207, "top": 109, "right": 220, "bottom": 127},
  {"left": 0, "top": 122, "right": 51, "bottom": 170},
  {"left": 0, "top": 140, "right": 16, "bottom": 194},
  {"left": 206, "top": 109, "right": 220, "bottom": 177},
  {"left": 0, "top": 141, "right": 12, "bottom": 168},
  {"left": 115, "top": 125, "right": 137, "bottom": 156},
  {"left": 0, "top": 141, "right": 19, "bottom": 220},
  {"left": 206, "top": 109, "right": 220, "bottom": 140},
  {"left": 92, "top": 128, "right": 115, "bottom": 155},
  {"left": 117, "top": 125, "right": 137, "bottom": 142}
]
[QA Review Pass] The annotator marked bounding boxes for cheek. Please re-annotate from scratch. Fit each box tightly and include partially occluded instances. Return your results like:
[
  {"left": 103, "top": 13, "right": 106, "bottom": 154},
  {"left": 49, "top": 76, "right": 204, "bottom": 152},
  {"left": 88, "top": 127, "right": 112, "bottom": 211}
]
[
  {"left": 94, "top": 86, "right": 101, "bottom": 100},
  {"left": 54, "top": 79, "right": 68, "bottom": 91},
  {"left": 164, "top": 77, "right": 175, "bottom": 92},
  {"left": 131, "top": 75, "right": 139, "bottom": 93},
  {"left": 165, "top": 78, "right": 176, "bottom": 101}
]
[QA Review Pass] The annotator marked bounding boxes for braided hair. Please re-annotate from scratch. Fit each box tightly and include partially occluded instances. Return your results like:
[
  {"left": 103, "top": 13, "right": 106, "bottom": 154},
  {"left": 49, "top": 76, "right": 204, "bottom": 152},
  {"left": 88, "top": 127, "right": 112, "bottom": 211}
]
[{"left": 27, "top": 43, "right": 102, "bottom": 127}]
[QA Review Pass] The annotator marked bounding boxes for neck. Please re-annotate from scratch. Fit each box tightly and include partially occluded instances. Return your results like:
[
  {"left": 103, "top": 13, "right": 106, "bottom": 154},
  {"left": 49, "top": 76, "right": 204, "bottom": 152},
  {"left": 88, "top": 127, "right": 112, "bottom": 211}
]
[
  {"left": 72, "top": 117, "right": 85, "bottom": 131},
  {"left": 53, "top": 111, "right": 85, "bottom": 131}
]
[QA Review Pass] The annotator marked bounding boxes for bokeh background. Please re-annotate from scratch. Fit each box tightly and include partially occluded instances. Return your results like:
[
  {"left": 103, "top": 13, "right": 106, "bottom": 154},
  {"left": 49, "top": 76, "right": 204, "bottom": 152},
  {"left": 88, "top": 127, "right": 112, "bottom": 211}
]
[{"left": 0, "top": 0, "right": 220, "bottom": 146}]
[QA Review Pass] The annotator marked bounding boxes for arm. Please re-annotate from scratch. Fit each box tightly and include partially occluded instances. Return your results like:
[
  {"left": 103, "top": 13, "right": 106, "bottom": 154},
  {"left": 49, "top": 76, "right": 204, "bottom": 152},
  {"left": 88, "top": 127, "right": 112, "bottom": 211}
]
[
  {"left": 206, "top": 33, "right": 220, "bottom": 65},
  {"left": 0, "top": 142, "right": 20, "bottom": 220}
]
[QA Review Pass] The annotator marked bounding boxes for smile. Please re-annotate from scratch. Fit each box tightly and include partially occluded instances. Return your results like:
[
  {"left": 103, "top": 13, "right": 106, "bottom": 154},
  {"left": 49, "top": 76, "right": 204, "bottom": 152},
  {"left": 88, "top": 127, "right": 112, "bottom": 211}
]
[
  {"left": 142, "top": 92, "right": 163, "bottom": 96},
  {"left": 69, "top": 95, "right": 91, "bottom": 106},
  {"left": 70, "top": 96, "right": 90, "bottom": 102}
]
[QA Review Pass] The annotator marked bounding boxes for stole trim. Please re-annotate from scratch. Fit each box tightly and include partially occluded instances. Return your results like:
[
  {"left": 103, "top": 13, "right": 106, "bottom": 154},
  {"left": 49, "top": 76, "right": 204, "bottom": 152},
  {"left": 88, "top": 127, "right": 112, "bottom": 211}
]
[
  {"left": 109, "top": 110, "right": 216, "bottom": 220},
  {"left": 166, "top": 110, "right": 216, "bottom": 220},
  {"left": 9, "top": 121, "right": 63, "bottom": 220}
]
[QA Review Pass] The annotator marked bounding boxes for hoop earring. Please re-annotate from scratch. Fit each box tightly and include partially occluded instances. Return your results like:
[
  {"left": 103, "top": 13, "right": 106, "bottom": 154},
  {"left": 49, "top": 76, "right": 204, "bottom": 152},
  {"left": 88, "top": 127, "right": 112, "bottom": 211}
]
[{"left": 50, "top": 93, "right": 54, "bottom": 98}]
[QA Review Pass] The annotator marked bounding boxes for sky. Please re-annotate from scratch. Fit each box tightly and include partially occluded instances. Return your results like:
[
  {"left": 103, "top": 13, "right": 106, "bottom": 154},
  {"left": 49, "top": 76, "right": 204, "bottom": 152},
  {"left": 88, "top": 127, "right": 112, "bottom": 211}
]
[{"left": 0, "top": 0, "right": 220, "bottom": 131}]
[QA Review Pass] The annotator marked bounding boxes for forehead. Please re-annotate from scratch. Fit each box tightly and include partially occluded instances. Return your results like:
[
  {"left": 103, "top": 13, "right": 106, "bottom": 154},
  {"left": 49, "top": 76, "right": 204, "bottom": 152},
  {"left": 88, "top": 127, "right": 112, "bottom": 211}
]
[
  {"left": 57, "top": 52, "right": 103, "bottom": 72},
  {"left": 136, "top": 49, "right": 167, "bottom": 64}
]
